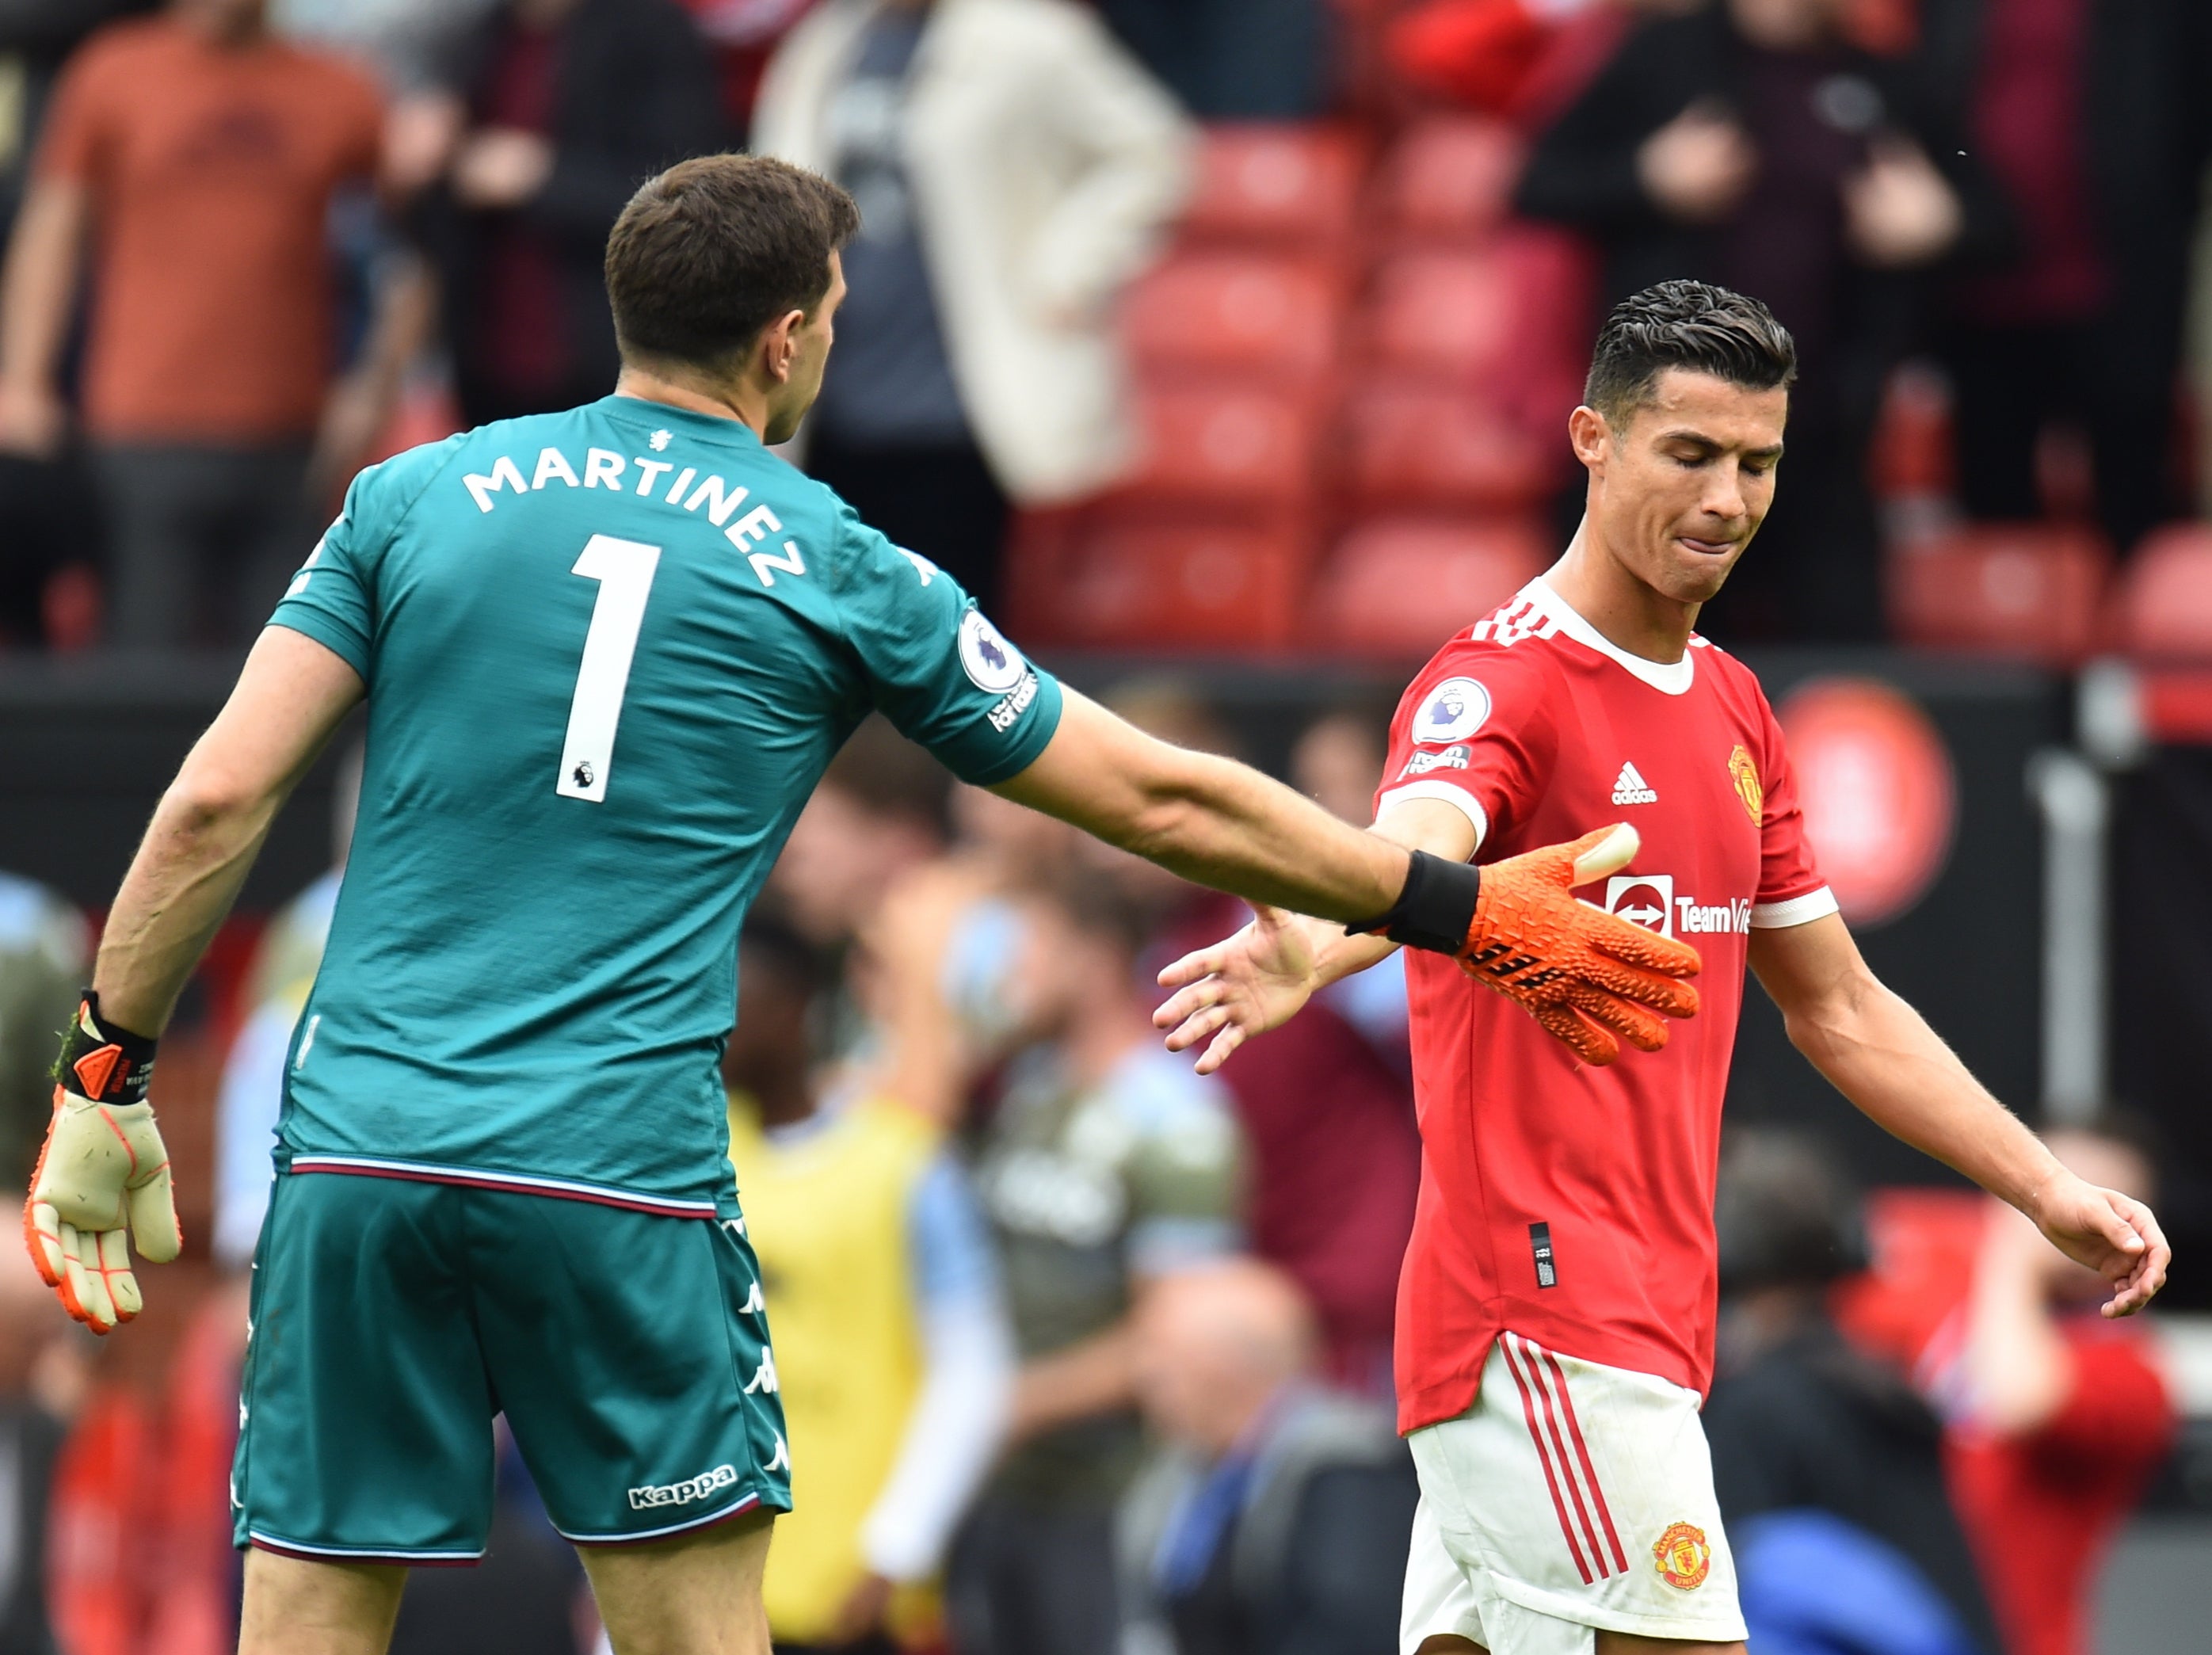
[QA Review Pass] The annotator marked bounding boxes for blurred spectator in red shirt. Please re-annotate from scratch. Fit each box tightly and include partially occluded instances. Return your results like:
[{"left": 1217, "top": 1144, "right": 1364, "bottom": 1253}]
[
  {"left": 411, "top": 0, "right": 727, "bottom": 429},
  {"left": 1513, "top": 0, "right": 2004, "bottom": 644},
  {"left": 1932, "top": 1123, "right": 2178, "bottom": 1655},
  {"left": 0, "top": 0, "right": 412, "bottom": 647},
  {"left": 1933, "top": 0, "right": 2212, "bottom": 556}
]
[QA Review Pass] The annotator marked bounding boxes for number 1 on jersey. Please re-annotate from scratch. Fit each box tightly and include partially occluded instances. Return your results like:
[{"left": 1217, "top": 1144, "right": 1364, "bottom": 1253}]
[{"left": 558, "top": 534, "right": 662, "bottom": 803}]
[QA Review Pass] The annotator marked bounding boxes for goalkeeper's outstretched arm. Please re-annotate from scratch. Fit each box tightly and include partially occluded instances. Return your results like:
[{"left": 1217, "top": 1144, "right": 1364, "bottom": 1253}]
[
  {"left": 993, "top": 689, "right": 1418, "bottom": 922},
  {"left": 1004, "top": 698, "right": 1701, "bottom": 1069},
  {"left": 1749, "top": 913, "right": 2169, "bottom": 1318}
]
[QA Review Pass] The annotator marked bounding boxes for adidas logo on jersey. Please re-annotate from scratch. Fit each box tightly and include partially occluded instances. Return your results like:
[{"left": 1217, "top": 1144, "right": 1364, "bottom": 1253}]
[{"left": 1611, "top": 762, "right": 1658, "bottom": 806}]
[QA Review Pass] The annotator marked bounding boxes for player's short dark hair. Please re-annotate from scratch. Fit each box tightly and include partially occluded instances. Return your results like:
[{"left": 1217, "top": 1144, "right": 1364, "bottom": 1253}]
[
  {"left": 1583, "top": 280, "right": 1797, "bottom": 425},
  {"left": 604, "top": 154, "right": 860, "bottom": 372}
]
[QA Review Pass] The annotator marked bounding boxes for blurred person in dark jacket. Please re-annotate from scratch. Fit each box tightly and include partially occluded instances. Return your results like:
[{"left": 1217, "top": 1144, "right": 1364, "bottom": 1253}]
[
  {"left": 1514, "top": 0, "right": 2004, "bottom": 642},
  {"left": 414, "top": 0, "right": 727, "bottom": 427},
  {"left": 1703, "top": 1128, "right": 1999, "bottom": 1653},
  {"left": 1119, "top": 1260, "right": 1416, "bottom": 1655},
  {"left": 1928, "top": 0, "right": 2212, "bottom": 555},
  {"left": 1930, "top": 1120, "right": 2177, "bottom": 1655}
]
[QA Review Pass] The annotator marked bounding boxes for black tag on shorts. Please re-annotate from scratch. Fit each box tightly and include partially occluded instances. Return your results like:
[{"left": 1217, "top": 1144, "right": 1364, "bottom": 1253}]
[{"left": 1531, "top": 1222, "right": 1557, "bottom": 1288}]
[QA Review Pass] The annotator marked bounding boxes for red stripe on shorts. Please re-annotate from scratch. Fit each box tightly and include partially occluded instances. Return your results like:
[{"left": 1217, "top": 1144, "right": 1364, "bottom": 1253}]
[
  {"left": 1539, "top": 1344, "right": 1630, "bottom": 1576},
  {"left": 1515, "top": 1334, "right": 1612, "bottom": 1579},
  {"left": 1499, "top": 1333, "right": 1594, "bottom": 1584}
]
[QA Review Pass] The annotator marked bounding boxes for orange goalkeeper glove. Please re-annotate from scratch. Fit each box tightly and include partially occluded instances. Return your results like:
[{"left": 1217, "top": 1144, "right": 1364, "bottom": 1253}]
[
  {"left": 25, "top": 994, "right": 181, "bottom": 1333},
  {"left": 1352, "top": 823, "right": 1702, "bottom": 1066}
]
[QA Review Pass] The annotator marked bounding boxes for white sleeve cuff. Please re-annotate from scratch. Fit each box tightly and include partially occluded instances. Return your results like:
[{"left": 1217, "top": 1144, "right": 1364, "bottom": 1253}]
[
  {"left": 1373, "top": 781, "right": 1488, "bottom": 855},
  {"left": 1749, "top": 887, "right": 1840, "bottom": 929}
]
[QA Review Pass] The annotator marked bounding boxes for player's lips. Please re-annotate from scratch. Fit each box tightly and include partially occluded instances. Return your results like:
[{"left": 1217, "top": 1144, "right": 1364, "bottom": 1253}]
[{"left": 1674, "top": 535, "right": 1739, "bottom": 558}]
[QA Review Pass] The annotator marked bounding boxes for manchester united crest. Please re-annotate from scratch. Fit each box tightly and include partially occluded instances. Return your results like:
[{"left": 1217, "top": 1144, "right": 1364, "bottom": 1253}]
[
  {"left": 1652, "top": 1521, "right": 1711, "bottom": 1591},
  {"left": 1726, "top": 746, "right": 1763, "bottom": 826}
]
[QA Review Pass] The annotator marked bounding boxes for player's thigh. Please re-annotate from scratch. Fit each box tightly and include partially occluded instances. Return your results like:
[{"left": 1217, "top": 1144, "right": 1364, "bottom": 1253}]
[
  {"left": 1592, "top": 1636, "right": 1744, "bottom": 1655},
  {"left": 577, "top": 1505, "right": 776, "bottom": 1655},
  {"left": 467, "top": 1192, "right": 791, "bottom": 1548},
  {"left": 238, "top": 1534, "right": 406, "bottom": 1655},
  {"left": 1416, "top": 1640, "right": 1488, "bottom": 1655},
  {"left": 234, "top": 1172, "right": 498, "bottom": 1565}
]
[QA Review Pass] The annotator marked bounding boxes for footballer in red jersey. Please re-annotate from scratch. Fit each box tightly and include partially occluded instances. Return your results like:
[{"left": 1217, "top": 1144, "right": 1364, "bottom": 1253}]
[{"left": 1155, "top": 281, "right": 2169, "bottom": 1655}]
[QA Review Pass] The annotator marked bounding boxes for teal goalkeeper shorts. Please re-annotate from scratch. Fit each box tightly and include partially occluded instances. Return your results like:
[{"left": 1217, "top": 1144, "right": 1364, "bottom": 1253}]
[{"left": 231, "top": 1170, "right": 791, "bottom": 1563}]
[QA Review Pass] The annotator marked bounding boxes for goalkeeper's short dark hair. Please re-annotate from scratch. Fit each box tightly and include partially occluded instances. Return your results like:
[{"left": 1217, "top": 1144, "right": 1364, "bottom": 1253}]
[
  {"left": 1583, "top": 280, "right": 1798, "bottom": 425},
  {"left": 604, "top": 153, "right": 860, "bottom": 372}
]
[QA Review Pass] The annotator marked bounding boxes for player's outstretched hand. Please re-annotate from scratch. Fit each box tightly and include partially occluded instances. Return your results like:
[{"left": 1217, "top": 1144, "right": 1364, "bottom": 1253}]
[
  {"left": 24, "top": 997, "right": 181, "bottom": 1334},
  {"left": 1154, "top": 903, "right": 1321, "bottom": 1076},
  {"left": 1460, "top": 824, "right": 1703, "bottom": 1066},
  {"left": 2031, "top": 1171, "right": 2170, "bottom": 1318}
]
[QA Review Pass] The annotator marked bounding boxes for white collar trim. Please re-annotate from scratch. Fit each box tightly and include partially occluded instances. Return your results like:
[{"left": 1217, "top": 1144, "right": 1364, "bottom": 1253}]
[{"left": 1523, "top": 578, "right": 1696, "bottom": 696}]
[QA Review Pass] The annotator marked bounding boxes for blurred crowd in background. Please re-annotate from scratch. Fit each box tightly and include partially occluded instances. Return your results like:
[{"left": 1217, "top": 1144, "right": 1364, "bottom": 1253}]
[
  {"left": 0, "top": 0, "right": 2208, "bottom": 654},
  {"left": 1, "top": 1, "right": 2208, "bottom": 1653},
  {"left": 0, "top": 693, "right": 2186, "bottom": 1655}
]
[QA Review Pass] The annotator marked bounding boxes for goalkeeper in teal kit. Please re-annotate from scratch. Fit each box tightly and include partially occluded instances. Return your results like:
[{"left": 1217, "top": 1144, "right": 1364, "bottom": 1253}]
[{"left": 23, "top": 157, "right": 1702, "bottom": 1655}]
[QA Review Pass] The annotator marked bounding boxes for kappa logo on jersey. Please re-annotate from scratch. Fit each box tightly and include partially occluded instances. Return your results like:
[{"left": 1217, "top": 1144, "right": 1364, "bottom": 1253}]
[
  {"left": 627, "top": 1462, "right": 739, "bottom": 1512},
  {"left": 1604, "top": 873, "right": 1750, "bottom": 938},
  {"left": 1611, "top": 761, "right": 1658, "bottom": 805},
  {"left": 1652, "top": 1521, "right": 1712, "bottom": 1590},
  {"left": 1414, "top": 677, "right": 1491, "bottom": 744},
  {"left": 959, "top": 610, "right": 1028, "bottom": 694},
  {"left": 1401, "top": 743, "right": 1471, "bottom": 777}
]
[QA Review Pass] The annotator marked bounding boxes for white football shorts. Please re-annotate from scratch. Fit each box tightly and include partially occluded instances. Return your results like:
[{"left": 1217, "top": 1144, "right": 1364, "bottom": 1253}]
[{"left": 1400, "top": 1331, "right": 1746, "bottom": 1654}]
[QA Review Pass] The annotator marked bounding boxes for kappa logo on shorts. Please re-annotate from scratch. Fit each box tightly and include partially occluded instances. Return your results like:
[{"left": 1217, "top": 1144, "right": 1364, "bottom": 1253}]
[
  {"left": 1652, "top": 1521, "right": 1712, "bottom": 1590},
  {"left": 627, "top": 1463, "right": 738, "bottom": 1512}
]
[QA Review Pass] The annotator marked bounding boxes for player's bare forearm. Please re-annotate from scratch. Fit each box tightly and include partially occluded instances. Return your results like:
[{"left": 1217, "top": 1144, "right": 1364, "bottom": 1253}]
[
  {"left": 1752, "top": 915, "right": 2168, "bottom": 1313},
  {"left": 96, "top": 629, "right": 364, "bottom": 1034},
  {"left": 993, "top": 689, "right": 1410, "bottom": 922}
]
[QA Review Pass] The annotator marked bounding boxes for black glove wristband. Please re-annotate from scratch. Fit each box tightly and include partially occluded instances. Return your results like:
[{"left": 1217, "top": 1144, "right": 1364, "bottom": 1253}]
[
  {"left": 55, "top": 990, "right": 158, "bottom": 1105},
  {"left": 1346, "top": 850, "right": 1482, "bottom": 956}
]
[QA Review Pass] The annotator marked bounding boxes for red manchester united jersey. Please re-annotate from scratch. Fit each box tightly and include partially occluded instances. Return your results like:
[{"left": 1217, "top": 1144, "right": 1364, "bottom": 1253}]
[{"left": 1373, "top": 579, "right": 1833, "bottom": 1432}]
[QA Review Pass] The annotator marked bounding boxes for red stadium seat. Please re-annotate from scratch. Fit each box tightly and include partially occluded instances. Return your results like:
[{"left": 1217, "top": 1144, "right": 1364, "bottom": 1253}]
[
  {"left": 1307, "top": 517, "right": 1550, "bottom": 657},
  {"left": 1363, "top": 231, "right": 1589, "bottom": 390},
  {"left": 1341, "top": 382, "right": 1555, "bottom": 509},
  {"left": 1885, "top": 524, "right": 2110, "bottom": 664},
  {"left": 1119, "top": 380, "right": 1325, "bottom": 505},
  {"left": 1374, "top": 116, "right": 1523, "bottom": 245},
  {"left": 2109, "top": 523, "right": 2212, "bottom": 660},
  {"left": 1124, "top": 252, "right": 1347, "bottom": 383},
  {"left": 1010, "top": 516, "right": 1307, "bottom": 650},
  {"left": 1180, "top": 124, "right": 1367, "bottom": 250}
]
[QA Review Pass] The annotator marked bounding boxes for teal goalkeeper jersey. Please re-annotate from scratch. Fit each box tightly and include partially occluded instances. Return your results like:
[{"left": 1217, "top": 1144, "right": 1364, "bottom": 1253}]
[{"left": 266, "top": 395, "right": 1062, "bottom": 1215}]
